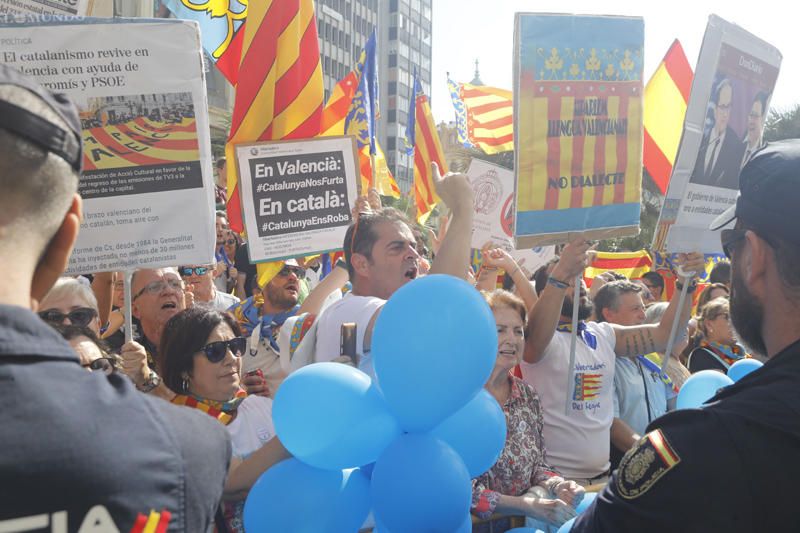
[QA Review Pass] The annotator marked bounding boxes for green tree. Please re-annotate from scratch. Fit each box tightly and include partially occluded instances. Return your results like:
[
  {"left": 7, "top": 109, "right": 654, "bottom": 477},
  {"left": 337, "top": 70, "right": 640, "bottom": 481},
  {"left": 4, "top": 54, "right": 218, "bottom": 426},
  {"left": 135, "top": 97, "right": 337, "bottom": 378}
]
[{"left": 764, "top": 104, "right": 800, "bottom": 142}]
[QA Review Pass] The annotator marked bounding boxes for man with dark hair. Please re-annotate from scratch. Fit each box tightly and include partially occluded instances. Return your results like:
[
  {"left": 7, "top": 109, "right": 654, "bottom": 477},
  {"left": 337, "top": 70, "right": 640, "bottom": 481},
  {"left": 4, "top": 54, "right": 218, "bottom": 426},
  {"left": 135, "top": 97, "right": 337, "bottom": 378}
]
[
  {"left": 594, "top": 281, "right": 676, "bottom": 467},
  {"left": 314, "top": 163, "right": 474, "bottom": 377},
  {"left": 708, "top": 260, "right": 731, "bottom": 287},
  {"left": 214, "top": 157, "right": 227, "bottom": 208},
  {"left": 522, "top": 242, "right": 703, "bottom": 486},
  {"left": 640, "top": 271, "right": 665, "bottom": 301},
  {"left": 691, "top": 78, "right": 745, "bottom": 190},
  {"left": 574, "top": 140, "right": 800, "bottom": 532},
  {"left": 741, "top": 91, "right": 769, "bottom": 168},
  {"left": 0, "top": 65, "right": 230, "bottom": 531}
]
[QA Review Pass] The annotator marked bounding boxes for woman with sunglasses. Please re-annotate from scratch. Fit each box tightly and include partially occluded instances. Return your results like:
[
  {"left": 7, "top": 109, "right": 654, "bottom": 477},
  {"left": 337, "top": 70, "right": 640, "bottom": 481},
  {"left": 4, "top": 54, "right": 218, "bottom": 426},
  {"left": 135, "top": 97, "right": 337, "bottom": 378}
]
[
  {"left": 216, "top": 230, "right": 240, "bottom": 295},
  {"left": 55, "top": 324, "right": 118, "bottom": 375},
  {"left": 39, "top": 277, "right": 101, "bottom": 335},
  {"left": 160, "top": 307, "right": 289, "bottom": 532},
  {"left": 687, "top": 297, "right": 752, "bottom": 373}
]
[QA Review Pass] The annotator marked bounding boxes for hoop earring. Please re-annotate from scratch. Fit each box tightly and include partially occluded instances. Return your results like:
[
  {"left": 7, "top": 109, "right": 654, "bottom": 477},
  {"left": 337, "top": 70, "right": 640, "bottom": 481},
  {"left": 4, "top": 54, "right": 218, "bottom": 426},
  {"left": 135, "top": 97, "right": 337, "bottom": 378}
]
[{"left": 181, "top": 378, "right": 189, "bottom": 393}]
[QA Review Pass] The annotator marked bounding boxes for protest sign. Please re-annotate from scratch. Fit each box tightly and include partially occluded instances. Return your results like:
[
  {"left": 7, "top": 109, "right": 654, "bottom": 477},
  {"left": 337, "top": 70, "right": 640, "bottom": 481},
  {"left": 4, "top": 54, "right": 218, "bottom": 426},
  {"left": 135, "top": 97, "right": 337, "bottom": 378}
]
[
  {"left": 0, "top": 0, "right": 86, "bottom": 16},
  {"left": 234, "top": 136, "right": 359, "bottom": 263},
  {"left": 510, "top": 246, "right": 555, "bottom": 278},
  {"left": 653, "top": 15, "right": 781, "bottom": 253},
  {"left": 513, "top": 13, "right": 644, "bottom": 247},
  {"left": 466, "top": 159, "right": 515, "bottom": 251},
  {"left": 0, "top": 17, "right": 216, "bottom": 274}
]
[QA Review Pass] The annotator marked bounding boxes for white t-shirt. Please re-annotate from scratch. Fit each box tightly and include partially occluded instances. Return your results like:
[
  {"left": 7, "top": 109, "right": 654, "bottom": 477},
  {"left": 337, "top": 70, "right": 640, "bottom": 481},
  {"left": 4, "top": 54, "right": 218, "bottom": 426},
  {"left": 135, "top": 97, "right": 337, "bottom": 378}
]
[
  {"left": 314, "top": 293, "right": 385, "bottom": 379},
  {"left": 195, "top": 289, "right": 240, "bottom": 312},
  {"left": 519, "top": 321, "right": 617, "bottom": 480},
  {"left": 227, "top": 395, "right": 276, "bottom": 458}
]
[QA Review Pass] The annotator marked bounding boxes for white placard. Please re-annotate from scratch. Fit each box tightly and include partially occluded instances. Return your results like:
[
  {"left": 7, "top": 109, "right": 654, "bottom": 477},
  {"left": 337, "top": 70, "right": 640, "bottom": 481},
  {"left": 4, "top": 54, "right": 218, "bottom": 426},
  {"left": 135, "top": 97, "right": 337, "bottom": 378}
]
[
  {"left": 510, "top": 246, "right": 556, "bottom": 277},
  {"left": 0, "top": 0, "right": 87, "bottom": 16},
  {"left": 654, "top": 15, "right": 782, "bottom": 253},
  {"left": 0, "top": 17, "right": 217, "bottom": 274},
  {"left": 235, "top": 136, "right": 359, "bottom": 263},
  {"left": 466, "top": 159, "right": 516, "bottom": 251}
]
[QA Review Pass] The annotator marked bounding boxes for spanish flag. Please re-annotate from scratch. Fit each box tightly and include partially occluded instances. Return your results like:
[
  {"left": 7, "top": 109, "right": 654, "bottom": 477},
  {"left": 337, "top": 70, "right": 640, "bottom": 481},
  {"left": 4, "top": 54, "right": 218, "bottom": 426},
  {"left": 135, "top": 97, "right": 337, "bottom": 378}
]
[
  {"left": 405, "top": 73, "right": 446, "bottom": 223},
  {"left": 643, "top": 40, "right": 693, "bottom": 194},
  {"left": 223, "top": 0, "right": 324, "bottom": 285}
]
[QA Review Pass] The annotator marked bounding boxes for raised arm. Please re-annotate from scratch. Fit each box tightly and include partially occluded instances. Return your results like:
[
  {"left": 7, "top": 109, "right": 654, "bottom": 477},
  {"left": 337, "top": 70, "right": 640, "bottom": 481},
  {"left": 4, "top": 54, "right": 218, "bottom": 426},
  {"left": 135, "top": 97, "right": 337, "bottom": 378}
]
[
  {"left": 482, "top": 248, "right": 539, "bottom": 313},
  {"left": 427, "top": 162, "right": 474, "bottom": 279},
  {"left": 613, "top": 253, "right": 705, "bottom": 358},
  {"left": 297, "top": 260, "right": 349, "bottom": 316},
  {"left": 523, "top": 238, "right": 593, "bottom": 364}
]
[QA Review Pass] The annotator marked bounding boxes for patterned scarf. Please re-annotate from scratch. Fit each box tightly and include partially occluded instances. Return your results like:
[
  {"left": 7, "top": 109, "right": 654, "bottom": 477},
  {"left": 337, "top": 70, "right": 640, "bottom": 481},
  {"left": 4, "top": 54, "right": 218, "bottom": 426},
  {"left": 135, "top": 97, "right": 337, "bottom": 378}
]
[
  {"left": 229, "top": 293, "right": 300, "bottom": 350},
  {"left": 556, "top": 320, "right": 597, "bottom": 350},
  {"left": 700, "top": 340, "right": 750, "bottom": 367},
  {"left": 171, "top": 389, "right": 247, "bottom": 425}
]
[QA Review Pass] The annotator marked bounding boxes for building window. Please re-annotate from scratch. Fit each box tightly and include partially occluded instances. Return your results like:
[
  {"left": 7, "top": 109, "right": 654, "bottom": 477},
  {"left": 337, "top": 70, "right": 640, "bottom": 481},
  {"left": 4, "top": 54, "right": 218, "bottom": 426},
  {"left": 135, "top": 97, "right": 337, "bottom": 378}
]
[
  {"left": 389, "top": 27, "right": 398, "bottom": 40},
  {"left": 387, "top": 137, "right": 396, "bottom": 150},
  {"left": 388, "top": 109, "right": 397, "bottom": 122},
  {"left": 389, "top": 54, "right": 397, "bottom": 67},
  {"left": 388, "top": 81, "right": 397, "bottom": 95}
]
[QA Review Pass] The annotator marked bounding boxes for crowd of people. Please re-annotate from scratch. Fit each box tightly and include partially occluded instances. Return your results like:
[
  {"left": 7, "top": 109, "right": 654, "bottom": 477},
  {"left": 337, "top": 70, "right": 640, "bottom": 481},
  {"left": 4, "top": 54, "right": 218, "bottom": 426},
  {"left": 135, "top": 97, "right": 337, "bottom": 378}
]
[{"left": 3, "top": 63, "right": 800, "bottom": 533}]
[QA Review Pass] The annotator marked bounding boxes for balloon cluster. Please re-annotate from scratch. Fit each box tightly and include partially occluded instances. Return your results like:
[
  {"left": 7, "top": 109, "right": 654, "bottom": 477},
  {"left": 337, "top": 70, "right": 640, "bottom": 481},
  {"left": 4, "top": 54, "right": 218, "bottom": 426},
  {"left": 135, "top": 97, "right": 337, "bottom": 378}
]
[
  {"left": 676, "top": 359, "right": 763, "bottom": 409},
  {"left": 244, "top": 275, "right": 507, "bottom": 532}
]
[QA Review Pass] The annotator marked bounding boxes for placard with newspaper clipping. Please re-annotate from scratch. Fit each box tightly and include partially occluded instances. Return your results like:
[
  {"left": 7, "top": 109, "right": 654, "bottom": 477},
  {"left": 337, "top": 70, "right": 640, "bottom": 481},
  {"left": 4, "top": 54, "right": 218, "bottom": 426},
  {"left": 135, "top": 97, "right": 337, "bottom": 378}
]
[
  {"left": 235, "top": 136, "right": 360, "bottom": 263},
  {"left": 0, "top": 17, "right": 217, "bottom": 274}
]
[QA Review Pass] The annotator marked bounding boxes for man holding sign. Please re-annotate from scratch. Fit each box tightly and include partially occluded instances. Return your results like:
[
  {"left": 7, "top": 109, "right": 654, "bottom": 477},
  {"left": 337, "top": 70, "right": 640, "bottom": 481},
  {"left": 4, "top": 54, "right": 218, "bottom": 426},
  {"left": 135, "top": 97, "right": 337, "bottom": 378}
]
[{"left": 574, "top": 141, "right": 800, "bottom": 531}]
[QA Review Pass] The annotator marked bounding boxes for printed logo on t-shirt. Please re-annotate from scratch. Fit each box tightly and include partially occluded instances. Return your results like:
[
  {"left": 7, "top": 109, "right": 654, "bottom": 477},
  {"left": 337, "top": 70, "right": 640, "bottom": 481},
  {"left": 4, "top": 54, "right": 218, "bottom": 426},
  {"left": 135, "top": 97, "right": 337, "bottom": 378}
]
[
  {"left": 257, "top": 427, "right": 275, "bottom": 443},
  {"left": 573, "top": 372, "right": 602, "bottom": 401}
]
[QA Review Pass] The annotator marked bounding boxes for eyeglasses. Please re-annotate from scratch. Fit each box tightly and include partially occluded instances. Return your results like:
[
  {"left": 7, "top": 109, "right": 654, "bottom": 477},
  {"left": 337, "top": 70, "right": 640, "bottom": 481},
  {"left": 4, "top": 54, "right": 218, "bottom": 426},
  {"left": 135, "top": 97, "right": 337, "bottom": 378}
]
[
  {"left": 39, "top": 307, "right": 97, "bottom": 327},
  {"left": 200, "top": 336, "right": 247, "bottom": 363},
  {"left": 277, "top": 265, "right": 305, "bottom": 278},
  {"left": 82, "top": 357, "right": 116, "bottom": 375},
  {"left": 721, "top": 229, "right": 747, "bottom": 259},
  {"left": 179, "top": 266, "right": 211, "bottom": 277},
  {"left": 132, "top": 278, "right": 184, "bottom": 300},
  {"left": 224, "top": 239, "right": 237, "bottom": 246}
]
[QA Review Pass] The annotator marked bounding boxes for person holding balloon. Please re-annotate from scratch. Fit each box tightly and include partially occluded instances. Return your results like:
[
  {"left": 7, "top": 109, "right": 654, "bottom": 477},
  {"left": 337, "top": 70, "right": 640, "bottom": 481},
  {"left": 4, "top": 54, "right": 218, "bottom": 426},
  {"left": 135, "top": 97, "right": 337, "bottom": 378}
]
[
  {"left": 473, "top": 289, "right": 584, "bottom": 531},
  {"left": 159, "top": 307, "right": 290, "bottom": 532},
  {"left": 687, "top": 297, "right": 751, "bottom": 373}
]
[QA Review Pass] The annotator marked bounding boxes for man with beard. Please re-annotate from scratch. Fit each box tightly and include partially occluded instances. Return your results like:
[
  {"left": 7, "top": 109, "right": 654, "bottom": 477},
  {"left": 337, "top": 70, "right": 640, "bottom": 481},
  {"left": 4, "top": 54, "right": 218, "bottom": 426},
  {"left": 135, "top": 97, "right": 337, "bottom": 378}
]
[
  {"left": 572, "top": 140, "right": 800, "bottom": 532},
  {"left": 523, "top": 242, "right": 703, "bottom": 486}
]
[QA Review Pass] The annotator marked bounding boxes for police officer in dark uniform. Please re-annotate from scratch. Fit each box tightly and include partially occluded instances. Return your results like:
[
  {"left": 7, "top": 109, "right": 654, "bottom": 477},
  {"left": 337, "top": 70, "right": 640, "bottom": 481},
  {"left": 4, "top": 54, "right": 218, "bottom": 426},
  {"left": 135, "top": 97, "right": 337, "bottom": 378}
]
[
  {"left": 0, "top": 66, "right": 231, "bottom": 531},
  {"left": 573, "top": 140, "right": 800, "bottom": 532}
]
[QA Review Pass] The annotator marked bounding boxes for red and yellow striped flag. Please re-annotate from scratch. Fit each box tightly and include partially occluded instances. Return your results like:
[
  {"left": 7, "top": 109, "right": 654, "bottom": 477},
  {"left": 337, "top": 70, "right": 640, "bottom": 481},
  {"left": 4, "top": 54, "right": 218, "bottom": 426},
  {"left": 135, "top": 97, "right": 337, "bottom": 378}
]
[
  {"left": 459, "top": 83, "right": 514, "bottom": 154},
  {"left": 224, "top": 0, "right": 324, "bottom": 233},
  {"left": 405, "top": 76, "right": 446, "bottom": 223},
  {"left": 584, "top": 250, "right": 653, "bottom": 286},
  {"left": 643, "top": 39, "right": 693, "bottom": 195}
]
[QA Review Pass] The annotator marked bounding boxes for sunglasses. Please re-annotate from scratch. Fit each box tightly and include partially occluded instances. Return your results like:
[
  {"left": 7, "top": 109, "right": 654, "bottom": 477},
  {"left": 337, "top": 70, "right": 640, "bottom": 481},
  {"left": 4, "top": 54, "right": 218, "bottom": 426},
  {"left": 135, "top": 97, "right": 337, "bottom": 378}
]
[
  {"left": 200, "top": 336, "right": 247, "bottom": 363},
  {"left": 39, "top": 307, "right": 97, "bottom": 327},
  {"left": 277, "top": 265, "right": 305, "bottom": 278},
  {"left": 133, "top": 278, "right": 184, "bottom": 300},
  {"left": 224, "top": 239, "right": 237, "bottom": 246},
  {"left": 82, "top": 357, "right": 116, "bottom": 375},
  {"left": 179, "top": 266, "right": 211, "bottom": 277},
  {"left": 721, "top": 229, "right": 747, "bottom": 259}
]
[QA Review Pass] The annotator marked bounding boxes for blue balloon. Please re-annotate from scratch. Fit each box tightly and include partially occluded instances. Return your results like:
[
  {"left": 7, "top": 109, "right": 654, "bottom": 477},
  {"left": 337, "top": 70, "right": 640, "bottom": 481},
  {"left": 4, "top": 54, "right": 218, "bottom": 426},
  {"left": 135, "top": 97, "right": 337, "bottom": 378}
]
[
  {"left": 273, "top": 363, "right": 401, "bottom": 470},
  {"left": 373, "top": 275, "right": 497, "bottom": 432},
  {"left": 676, "top": 370, "right": 734, "bottom": 409},
  {"left": 372, "top": 434, "right": 471, "bottom": 532},
  {"left": 430, "top": 388, "right": 507, "bottom": 477},
  {"left": 243, "top": 459, "right": 370, "bottom": 532},
  {"left": 557, "top": 517, "right": 576, "bottom": 533},
  {"left": 507, "top": 528, "right": 542, "bottom": 533},
  {"left": 575, "top": 492, "right": 597, "bottom": 514},
  {"left": 727, "top": 358, "right": 763, "bottom": 382}
]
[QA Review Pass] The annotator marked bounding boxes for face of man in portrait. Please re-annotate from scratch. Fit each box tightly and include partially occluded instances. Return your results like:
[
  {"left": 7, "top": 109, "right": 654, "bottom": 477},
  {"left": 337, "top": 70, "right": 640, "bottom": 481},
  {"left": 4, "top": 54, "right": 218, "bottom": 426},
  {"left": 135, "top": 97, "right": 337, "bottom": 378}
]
[
  {"left": 714, "top": 84, "right": 733, "bottom": 136},
  {"left": 747, "top": 100, "right": 765, "bottom": 146}
]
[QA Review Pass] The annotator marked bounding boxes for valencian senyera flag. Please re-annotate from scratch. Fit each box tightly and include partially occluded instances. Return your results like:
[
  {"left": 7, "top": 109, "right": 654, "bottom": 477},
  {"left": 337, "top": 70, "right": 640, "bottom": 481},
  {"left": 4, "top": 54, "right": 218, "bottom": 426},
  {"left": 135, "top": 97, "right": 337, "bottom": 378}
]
[
  {"left": 513, "top": 14, "right": 644, "bottom": 247},
  {"left": 583, "top": 250, "right": 652, "bottom": 286},
  {"left": 405, "top": 71, "right": 447, "bottom": 224},
  {"left": 224, "top": 0, "right": 324, "bottom": 286},
  {"left": 162, "top": 0, "right": 246, "bottom": 84},
  {"left": 448, "top": 76, "right": 514, "bottom": 154},
  {"left": 643, "top": 39, "right": 693, "bottom": 195}
]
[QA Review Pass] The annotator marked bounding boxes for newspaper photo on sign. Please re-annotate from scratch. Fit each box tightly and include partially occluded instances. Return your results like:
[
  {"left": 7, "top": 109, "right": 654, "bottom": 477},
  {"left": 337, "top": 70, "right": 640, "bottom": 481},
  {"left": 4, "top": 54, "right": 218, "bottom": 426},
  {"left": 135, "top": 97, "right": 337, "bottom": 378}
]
[{"left": 235, "top": 136, "right": 359, "bottom": 263}]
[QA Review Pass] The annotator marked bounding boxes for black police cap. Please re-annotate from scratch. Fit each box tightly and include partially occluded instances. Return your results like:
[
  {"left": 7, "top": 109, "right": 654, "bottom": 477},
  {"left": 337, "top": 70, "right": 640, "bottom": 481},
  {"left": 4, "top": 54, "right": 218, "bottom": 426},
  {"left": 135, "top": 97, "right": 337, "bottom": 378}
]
[{"left": 0, "top": 63, "right": 82, "bottom": 172}]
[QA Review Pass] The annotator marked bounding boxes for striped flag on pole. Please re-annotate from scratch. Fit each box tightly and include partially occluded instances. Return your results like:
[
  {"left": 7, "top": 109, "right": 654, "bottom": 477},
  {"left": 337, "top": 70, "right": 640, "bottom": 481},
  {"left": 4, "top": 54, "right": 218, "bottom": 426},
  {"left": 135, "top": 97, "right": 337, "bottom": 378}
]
[
  {"left": 584, "top": 250, "right": 653, "bottom": 286},
  {"left": 319, "top": 71, "right": 359, "bottom": 136},
  {"left": 224, "top": 0, "right": 324, "bottom": 233},
  {"left": 643, "top": 40, "right": 693, "bottom": 194},
  {"left": 405, "top": 72, "right": 447, "bottom": 223},
  {"left": 448, "top": 80, "right": 514, "bottom": 154}
]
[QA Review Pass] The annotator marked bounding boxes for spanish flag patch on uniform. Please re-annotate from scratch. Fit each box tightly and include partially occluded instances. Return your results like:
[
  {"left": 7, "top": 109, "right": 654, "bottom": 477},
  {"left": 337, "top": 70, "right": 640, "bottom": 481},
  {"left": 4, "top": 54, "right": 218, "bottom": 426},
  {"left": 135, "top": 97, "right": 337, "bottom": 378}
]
[{"left": 616, "top": 428, "right": 681, "bottom": 499}]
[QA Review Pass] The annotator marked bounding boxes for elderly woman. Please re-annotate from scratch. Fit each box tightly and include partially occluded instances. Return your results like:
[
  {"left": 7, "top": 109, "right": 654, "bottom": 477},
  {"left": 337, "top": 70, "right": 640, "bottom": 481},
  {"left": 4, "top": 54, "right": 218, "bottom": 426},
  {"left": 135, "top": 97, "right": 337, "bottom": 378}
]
[
  {"left": 159, "top": 307, "right": 289, "bottom": 532},
  {"left": 39, "top": 277, "right": 101, "bottom": 335},
  {"left": 55, "top": 324, "right": 117, "bottom": 374},
  {"left": 473, "top": 289, "right": 583, "bottom": 531},
  {"left": 688, "top": 297, "right": 750, "bottom": 373}
]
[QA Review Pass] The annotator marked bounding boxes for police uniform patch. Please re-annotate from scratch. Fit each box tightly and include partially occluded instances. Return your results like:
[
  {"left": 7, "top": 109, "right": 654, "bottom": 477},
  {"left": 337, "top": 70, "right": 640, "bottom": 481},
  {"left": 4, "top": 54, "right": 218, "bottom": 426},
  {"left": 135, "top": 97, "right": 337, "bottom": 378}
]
[{"left": 616, "top": 429, "right": 681, "bottom": 499}]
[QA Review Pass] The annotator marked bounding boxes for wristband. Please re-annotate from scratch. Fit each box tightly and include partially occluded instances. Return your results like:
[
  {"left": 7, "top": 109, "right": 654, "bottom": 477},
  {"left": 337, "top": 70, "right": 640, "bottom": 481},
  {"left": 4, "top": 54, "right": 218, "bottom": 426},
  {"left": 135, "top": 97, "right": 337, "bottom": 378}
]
[
  {"left": 335, "top": 258, "right": 348, "bottom": 270},
  {"left": 547, "top": 276, "right": 570, "bottom": 290},
  {"left": 137, "top": 370, "right": 161, "bottom": 393},
  {"left": 675, "top": 279, "right": 698, "bottom": 294}
]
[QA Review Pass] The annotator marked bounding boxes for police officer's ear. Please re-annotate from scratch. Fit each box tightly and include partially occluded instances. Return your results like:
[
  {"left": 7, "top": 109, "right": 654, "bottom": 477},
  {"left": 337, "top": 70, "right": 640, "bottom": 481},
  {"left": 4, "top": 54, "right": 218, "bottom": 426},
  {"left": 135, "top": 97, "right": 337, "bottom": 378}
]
[
  {"left": 742, "top": 230, "right": 769, "bottom": 300},
  {"left": 30, "top": 193, "right": 82, "bottom": 311}
]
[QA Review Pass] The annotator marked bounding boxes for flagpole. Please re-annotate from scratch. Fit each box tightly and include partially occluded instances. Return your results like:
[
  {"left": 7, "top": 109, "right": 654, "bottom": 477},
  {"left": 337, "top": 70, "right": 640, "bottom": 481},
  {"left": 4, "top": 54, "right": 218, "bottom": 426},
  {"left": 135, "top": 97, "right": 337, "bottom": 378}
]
[
  {"left": 659, "top": 265, "right": 691, "bottom": 380},
  {"left": 370, "top": 152, "right": 377, "bottom": 192},
  {"left": 123, "top": 271, "right": 134, "bottom": 344},
  {"left": 565, "top": 272, "right": 582, "bottom": 416}
]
